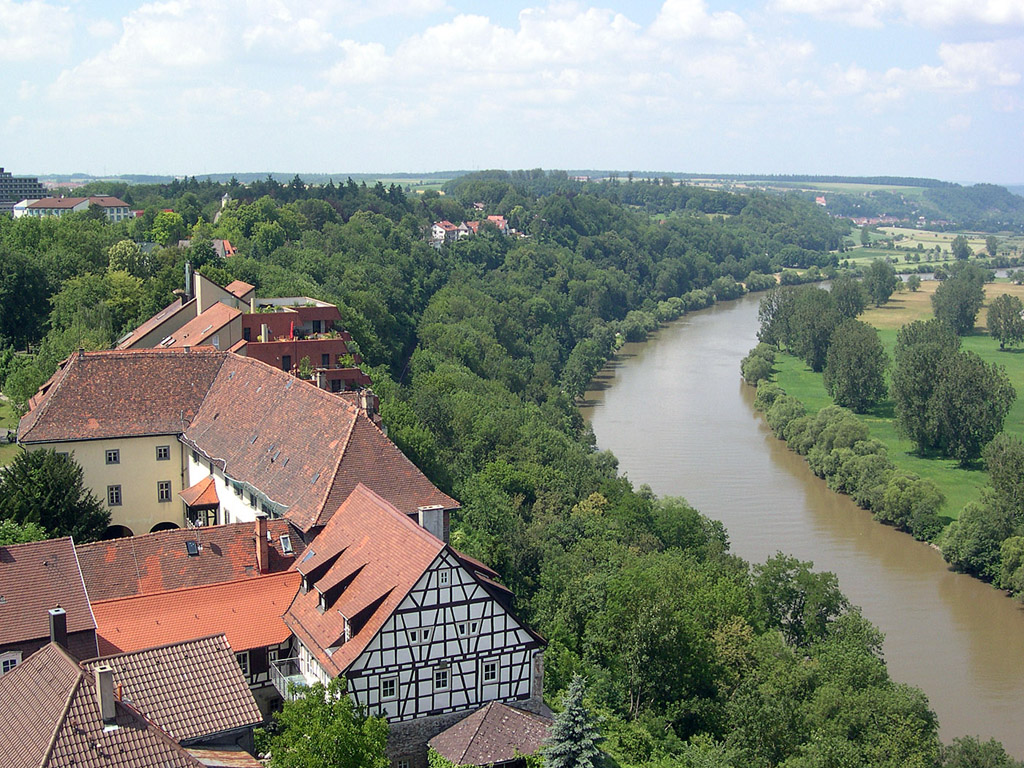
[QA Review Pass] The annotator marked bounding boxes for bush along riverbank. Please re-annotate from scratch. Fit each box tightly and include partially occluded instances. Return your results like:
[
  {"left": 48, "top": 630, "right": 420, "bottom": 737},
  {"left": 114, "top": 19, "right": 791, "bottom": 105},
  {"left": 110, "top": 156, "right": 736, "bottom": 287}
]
[
  {"left": 742, "top": 277, "right": 1024, "bottom": 601},
  {"left": 749, "top": 376, "right": 946, "bottom": 542}
]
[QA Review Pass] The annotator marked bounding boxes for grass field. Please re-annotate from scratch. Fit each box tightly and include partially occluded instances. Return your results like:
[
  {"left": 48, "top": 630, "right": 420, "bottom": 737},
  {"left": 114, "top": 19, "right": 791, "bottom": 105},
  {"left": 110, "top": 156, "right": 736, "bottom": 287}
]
[
  {"left": 0, "top": 399, "right": 21, "bottom": 466},
  {"left": 773, "top": 280, "right": 1024, "bottom": 519}
]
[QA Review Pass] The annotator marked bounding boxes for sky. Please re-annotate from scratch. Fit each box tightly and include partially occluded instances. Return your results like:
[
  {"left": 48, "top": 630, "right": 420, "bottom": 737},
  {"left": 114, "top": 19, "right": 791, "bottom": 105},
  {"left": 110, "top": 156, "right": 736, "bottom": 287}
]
[{"left": 1, "top": 0, "right": 1022, "bottom": 184}]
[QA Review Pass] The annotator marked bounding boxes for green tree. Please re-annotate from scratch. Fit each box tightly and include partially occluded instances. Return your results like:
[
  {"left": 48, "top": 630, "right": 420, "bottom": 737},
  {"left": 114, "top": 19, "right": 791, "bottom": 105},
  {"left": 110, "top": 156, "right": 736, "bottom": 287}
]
[
  {"left": 863, "top": 259, "right": 898, "bottom": 306},
  {"left": 906, "top": 274, "right": 921, "bottom": 292},
  {"left": 986, "top": 293, "right": 1024, "bottom": 350},
  {"left": 929, "top": 351, "right": 1015, "bottom": 466},
  {"left": 932, "top": 267, "right": 986, "bottom": 335},
  {"left": 757, "top": 286, "right": 796, "bottom": 349},
  {"left": 860, "top": 225, "right": 870, "bottom": 247},
  {"left": 752, "top": 552, "right": 848, "bottom": 648},
  {"left": 259, "top": 678, "right": 388, "bottom": 768},
  {"left": 942, "top": 735, "right": 1024, "bottom": 768},
  {"left": 545, "top": 675, "right": 603, "bottom": 768},
  {"left": 986, "top": 236, "right": 999, "bottom": 258},
  {"left": 0, "top": 518, "right": 48, "bottom": 545},
  {"left": 107, "top": 239, "right": 147, "bottom": 278},
  {"left": 983, "top": 434, "right": 1024, "bottom": 518},
  {"left": 788, "top": 287, "right": 838, "bottom": 372},
  {"left": 943, "top": 500, "right": 1015, "bottom": 581},
  {"left": 891, "top": 320, "right": 960, "bottom": 451},
  {"left": 150, "top": 210, "right": 186, "bottom": 246},
  {"left": 952, "top": 234, "right": 972, "bottom": 261},
  {"left": 823, "top": 319, "right": 888, "bottom": 413},
  {"left": 0, "top": 246, "right": 50, "bottom": 349},
  {"left": 831, "top": 274, "right": 867, "bottom": 319},
  {"left": 0, "top": 450, "right": 109, "bottom": 542}
]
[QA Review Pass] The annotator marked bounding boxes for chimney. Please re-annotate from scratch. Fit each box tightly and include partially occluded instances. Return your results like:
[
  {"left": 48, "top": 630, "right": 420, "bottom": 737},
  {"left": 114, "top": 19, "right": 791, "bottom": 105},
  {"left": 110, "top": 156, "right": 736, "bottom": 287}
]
[
  {"left": 261, "top": 323, "right": 269, "bottom": 343},
  {"left": 359, "top": 389, "right": 377, "bottom": 417},
  {"left": 417, "top": 505, "right": 447, "bottom": 543},
  {"left": 184, "top": 262, "right": 194, "bottom": 302},
  {"left": 48, "top": 606, "right": 67, "bottom": 647},
  {"left": 94, "top": 665, "right": 116, "bottom": 723},
  {"left": 256, "top": 515, "right": 269, "bottom": 573},
  {"left": 249, "top": 296, "right": 256, "bottom": 314}
]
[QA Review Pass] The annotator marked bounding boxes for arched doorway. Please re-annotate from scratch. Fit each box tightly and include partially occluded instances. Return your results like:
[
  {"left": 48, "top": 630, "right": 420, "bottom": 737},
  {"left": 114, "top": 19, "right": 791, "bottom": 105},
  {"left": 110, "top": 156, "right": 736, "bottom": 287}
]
[
  {"left": 102, "top": 525, "right": 134, "bottom": 539},
  {"left": 150, "top": 522, "right": 180, "bottom": 533}
]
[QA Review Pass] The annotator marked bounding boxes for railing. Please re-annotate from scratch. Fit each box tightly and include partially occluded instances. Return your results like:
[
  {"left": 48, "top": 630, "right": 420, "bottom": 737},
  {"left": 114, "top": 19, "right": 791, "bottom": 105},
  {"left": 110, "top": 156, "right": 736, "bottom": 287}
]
[{"left": 270, "top": 657, "right": 311, "bottom": 701}]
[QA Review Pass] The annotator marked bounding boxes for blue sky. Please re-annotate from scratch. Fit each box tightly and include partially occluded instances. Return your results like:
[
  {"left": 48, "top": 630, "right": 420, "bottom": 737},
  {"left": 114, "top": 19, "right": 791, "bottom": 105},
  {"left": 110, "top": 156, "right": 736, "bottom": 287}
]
[{"left": 2, "top": 0, "right": 1022, "bottom": 184}]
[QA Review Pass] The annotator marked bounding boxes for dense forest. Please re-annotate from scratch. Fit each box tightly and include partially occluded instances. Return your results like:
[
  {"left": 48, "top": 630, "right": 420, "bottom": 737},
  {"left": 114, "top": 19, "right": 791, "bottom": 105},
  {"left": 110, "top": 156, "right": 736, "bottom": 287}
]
[{"left": 0, "top": 173, "right": 1017, "bottom": 767}]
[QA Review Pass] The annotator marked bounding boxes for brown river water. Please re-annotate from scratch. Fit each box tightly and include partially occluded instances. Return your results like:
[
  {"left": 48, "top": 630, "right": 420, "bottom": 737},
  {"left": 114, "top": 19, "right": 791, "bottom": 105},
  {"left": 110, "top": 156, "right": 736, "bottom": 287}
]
[{"left": 580, "top": 292, "right": 1024, "bottom": 756}]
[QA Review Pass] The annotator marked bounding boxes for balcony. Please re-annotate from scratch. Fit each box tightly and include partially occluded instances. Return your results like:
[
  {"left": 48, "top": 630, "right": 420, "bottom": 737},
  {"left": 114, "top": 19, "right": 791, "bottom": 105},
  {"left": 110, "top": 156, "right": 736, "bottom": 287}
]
[{"left": 270, "top": 657, "right": 313, "bottom": 701}]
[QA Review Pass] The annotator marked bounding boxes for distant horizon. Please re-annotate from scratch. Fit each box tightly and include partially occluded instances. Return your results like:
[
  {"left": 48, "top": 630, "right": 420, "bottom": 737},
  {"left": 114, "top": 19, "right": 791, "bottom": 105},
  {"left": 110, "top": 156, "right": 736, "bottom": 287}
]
[
  {"left": 3, "top": 1, "right": 1021, "bottom": 186},
  {"left": 12, "top": 168, "right": 1023, "bottom": 191}
]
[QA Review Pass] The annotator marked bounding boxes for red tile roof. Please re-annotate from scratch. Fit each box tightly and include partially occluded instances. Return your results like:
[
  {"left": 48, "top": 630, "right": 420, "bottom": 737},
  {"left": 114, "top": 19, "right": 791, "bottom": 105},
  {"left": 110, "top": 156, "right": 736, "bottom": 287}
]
[
  {"left": 429, "top": 702, "right": 552, "bottom": 766},
  {"left": 0, "top": 643, "right": 205, "bottom": 768},
  {"left": 0, "top": 537, "right": 96, "bottom": 647},
  {"left": 225, "top": 280, "right": 254, "bottom": 299},
  {"left": 18, "top": 349, "right": 227, "bottom": 444},
  {"left": 183, "top": 355, "right": 457, "bottom": 532},
  {"left": 92, "top": 571, "right": 299, "bottom": 655},
  {"left": 76, "top": 520, "right": 303, "bottom": 602},
  {"left": 179, "top": 476, "right": 220, "bottom": 507},
  {"left": 117, "top": 297, "right": 196, "bottom": 349},
  {"left": 162, "top": 303, "right": 241, "bottom": 348},
  {"left": 82, "top": 634, "right": 262, "bottom": 743},
  {"left": 285, "top": 484, "right": 444, "bottom": 677}
]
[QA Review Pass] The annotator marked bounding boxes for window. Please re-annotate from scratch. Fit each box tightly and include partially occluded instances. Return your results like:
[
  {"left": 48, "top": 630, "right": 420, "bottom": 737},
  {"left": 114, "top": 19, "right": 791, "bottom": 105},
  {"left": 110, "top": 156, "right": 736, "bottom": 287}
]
[
  {"left": 243, "top": 327, "right": 251, "bottom": 341},
  {"left": 396, "top": 759, "right": 412, "bottom": 768},
  {"left": 438, "top": 569, "right": 450, "bottom": 586},
  {"left": 0, "top": 651, "right": 21, "bottom": 676},
  {"left": 312, "top": 320, "right": 322, "bottom": 334},
  {"left": 268, "top": 648, "right": 279, "bottom": 664},
  {"left": 434, "top": 667, "right": 449, "bottom": 690},
  {"left": 249, "top": 492, "right": 257, "bottom": 509},
  {"left": 408, "top": 628, "right": 432, "bottom": 645},
  {"left": 107, "top": 485, "right": 122, "bottom": 506},
  {"left": 457, "top": 621, "right": 479, "bottom": 637},
  {"left": 381, "top": 676, "right": 398, "bottom": 701},
  {"left": 195, "top": 507, "right": 217, "bottom": 527},
  {"left": 280, "top": 535, "right": 294, "bottom": 555},
  {"left": 482, "top": 660, "right": 498, "bottom": 683},
  {"left": 321, "top": 353, "right": 330, "bottom": 367},
  {"left": 192, "top": 450, "right": 200, "bottom": 463},
  {"left": 156, "top": 445, "right": 170, "bottom": 461},
  {"left": 105, "top": 449, "right": 120, "bottom": 465},
  {"left": 157, "top": 481, "right": 172, "bottom": 502},
  {"left": 282, "top": 355, "right": 292, "bottom": 372},
  {"left": 236, "top": 651, "right": 250, "bottom": 680}
]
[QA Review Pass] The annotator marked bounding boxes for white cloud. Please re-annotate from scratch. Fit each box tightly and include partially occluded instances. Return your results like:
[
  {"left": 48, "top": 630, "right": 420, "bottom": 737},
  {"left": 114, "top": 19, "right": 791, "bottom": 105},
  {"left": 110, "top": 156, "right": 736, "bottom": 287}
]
[
  {"left": 651, "top": 0, "right": 746, "bottom": 40},
  {"left": 885, "top": 40, "right": 1021, "bottom": 94},
  {"left": 772, "top": 0, "right": 1024, "bottom": 28},
  {"left": 0, "top": 0, "right": 73, "bottom": 61},
  {"left": 946, "top": 113, "right": 972, "bottom": 130}
]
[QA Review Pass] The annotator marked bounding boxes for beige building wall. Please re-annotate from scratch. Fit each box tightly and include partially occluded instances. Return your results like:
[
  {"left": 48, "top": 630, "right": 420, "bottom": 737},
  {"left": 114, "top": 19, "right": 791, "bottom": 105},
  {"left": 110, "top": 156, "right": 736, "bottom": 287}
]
[
  {"left": 195, "top": 272, "right": 249, "bottom": 313},
  {"left": 38, "top": 436, "right": 189, "bottom": 536}
]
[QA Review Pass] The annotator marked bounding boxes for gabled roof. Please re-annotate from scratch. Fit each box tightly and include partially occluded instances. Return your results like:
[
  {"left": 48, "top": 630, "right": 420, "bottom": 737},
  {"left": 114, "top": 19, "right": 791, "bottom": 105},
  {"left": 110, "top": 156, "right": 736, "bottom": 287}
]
[
  {"left": 0, "top": 643, "right": 204, "bottom": 768},
  {"left": 19, "top": 349, "right": 227, "bottom": 444},
  {"left": 75, "top": 519, "right": 302, "bottom": 602},
  {"left": 224, "top": 280, "right": 254, "bottom": 299},
  {"left": 285, "top": 484, "right": 444, "bottom": 677},
  {"left": 183, "top": 355, "right": 457, "bottom": 532},
  {"left": 117, "top": 297, "right": 197, "bottom": 349},
  {"left": 161, "top": 303, "right": 241, "bottom": 348},
  {"left": 428, "top": 702, "right": 552, "bottom": 767},
  {"left": 82, "top": 635, "right": 262, "bottom": 744},
  {"left": 0, "top": 537, "right": 96, "bottom": 647},
  {"left": 92, "top": 571, "right": 299, "bottom": 655},
  {"left": 179, "top": 476, "right": 220, "bottom": 508}
]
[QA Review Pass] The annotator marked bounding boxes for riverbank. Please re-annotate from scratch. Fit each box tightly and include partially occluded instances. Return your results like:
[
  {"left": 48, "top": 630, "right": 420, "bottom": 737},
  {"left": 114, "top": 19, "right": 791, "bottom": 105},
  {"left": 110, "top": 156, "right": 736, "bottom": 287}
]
[{"left": 581, "top": 292, "right": 1024, "bottom": 757}]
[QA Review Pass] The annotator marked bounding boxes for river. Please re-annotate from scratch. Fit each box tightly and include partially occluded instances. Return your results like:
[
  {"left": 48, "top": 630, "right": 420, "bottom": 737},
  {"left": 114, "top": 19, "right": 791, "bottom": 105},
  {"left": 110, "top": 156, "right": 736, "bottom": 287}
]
[{"left": 580, "top": 292, "right": 1024, "bottom": 756}]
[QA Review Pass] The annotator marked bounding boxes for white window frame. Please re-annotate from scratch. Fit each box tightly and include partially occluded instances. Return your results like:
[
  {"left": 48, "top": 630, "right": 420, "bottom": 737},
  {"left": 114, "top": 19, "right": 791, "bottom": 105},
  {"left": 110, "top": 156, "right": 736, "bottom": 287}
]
[
  {"left": 157, "top": 480, "right": 172, "bottom": 502},
  {"left": 433, "top": 666, "right": 449, "bottom": 691},
  {"left": 156, "top": 445, "right": 170, "bottom": 461},
  {"left": 236, "top": 651, "right": 250, "bottom": 680},
  {"left": 380, "top": 675, "right": 398, "bottom": 701},
  {"left": 408, "top": 628, "right": 432, "bottom": 645},
  {"left": 457, "top": 620, "right": 480, "bottom": 637},
  {"left": 107, "top": 485, "right": 122, "bottom": 506},
  {"left": 482, "top": 659, "right": 498, "bottom": 683},
  {"left": 0, "top": 651, "right": 22, "bottom": 676},
  {"left": 105, "top": 449, "right": 120, "bottom": 465},
  {"left": 438, "top": 569, "right": 450, "bottom": 586}
]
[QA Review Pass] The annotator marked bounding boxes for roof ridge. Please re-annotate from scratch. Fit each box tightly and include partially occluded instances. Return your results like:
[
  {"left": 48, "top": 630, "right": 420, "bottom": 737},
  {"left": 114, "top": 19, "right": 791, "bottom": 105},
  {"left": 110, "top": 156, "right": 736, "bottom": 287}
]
[
  {"left": 457, "top": 701, "right": 496, "bottom": 765},
  {"left": 315, "top": 412, "right": 360, "bottom": 525},
  {"left": 40, "top": 652, "right": 83, "bottom": 768},
  {"left": 82, "top": 633, "right": 228, "bottom": 664},
  {"left": 90, "top": 570, "right": 299, "bottom": 605}
]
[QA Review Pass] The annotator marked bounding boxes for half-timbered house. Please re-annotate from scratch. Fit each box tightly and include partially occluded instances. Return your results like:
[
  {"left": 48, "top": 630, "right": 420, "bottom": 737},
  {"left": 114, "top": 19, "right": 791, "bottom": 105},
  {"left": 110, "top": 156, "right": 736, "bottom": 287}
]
[{"left": 281, "top": 483, "right": 545, "bottom": 767}]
